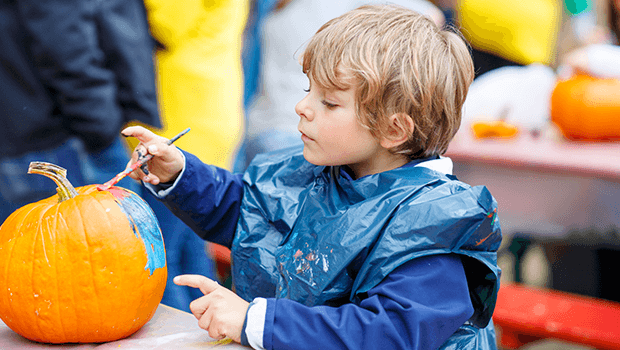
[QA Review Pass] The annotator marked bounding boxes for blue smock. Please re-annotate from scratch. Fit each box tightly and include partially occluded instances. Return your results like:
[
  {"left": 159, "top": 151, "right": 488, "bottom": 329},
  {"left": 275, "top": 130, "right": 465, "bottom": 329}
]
[{"left": 157, "top": 146, "right": 502, "bottom": 349}]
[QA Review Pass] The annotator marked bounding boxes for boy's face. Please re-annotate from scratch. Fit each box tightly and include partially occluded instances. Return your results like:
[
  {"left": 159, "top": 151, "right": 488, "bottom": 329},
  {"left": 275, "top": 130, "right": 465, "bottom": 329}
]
[{"left": 295, "top": 76, "right": 400, "bottom": 178}]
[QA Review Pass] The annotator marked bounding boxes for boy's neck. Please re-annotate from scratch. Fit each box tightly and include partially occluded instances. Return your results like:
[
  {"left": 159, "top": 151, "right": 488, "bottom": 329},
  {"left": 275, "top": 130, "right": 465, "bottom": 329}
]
[
  {"left": 347, "top": 152, "right": 410, "bottom": 180},
  {"left": 340, "top": 155, "right": 438, "bottom": 180}
]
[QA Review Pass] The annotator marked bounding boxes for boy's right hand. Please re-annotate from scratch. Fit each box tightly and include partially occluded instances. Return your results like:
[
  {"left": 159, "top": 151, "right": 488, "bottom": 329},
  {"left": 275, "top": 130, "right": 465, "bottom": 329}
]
[
  {"left": 121, "top": 126, "right": 185, "bottom": 185},
  {"left": 174, "top": 274, "right": 249, "bottom": 343}
]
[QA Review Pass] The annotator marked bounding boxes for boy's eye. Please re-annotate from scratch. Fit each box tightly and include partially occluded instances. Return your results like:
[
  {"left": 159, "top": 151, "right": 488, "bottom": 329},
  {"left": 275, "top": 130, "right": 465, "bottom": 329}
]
[
  {"left": 322, "top": 100, "right": 337, "bottom": 108},
  {"left": 303, "top": 88, "right": 310, "bottom": 93}
]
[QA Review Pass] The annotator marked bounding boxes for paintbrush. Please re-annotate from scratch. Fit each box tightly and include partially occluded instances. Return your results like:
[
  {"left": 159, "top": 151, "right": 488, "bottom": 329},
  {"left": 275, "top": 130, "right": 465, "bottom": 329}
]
[{"left": 96, "top": 128, "right": 190, "bottom": 191}]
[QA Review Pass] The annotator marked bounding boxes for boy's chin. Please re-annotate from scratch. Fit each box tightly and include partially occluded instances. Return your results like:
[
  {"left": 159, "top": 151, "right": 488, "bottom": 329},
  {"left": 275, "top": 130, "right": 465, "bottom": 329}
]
[
  {"left": 302, "top": 150, "right": 316, "bottom": 165},
  {"left": 302, "top": 153, "right": 340, "bottom": 168},
  {"left": 302, "top": 148, "right": 327, "bottom": 166}
]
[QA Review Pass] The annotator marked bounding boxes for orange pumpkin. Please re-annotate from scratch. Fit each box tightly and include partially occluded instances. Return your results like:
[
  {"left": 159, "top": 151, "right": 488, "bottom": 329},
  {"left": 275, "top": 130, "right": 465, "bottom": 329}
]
[
  {"left": 550, "top": 75, "right": 620, "bottom": 141},
  {"left": 0, "top": 162, "right": 167, "bottom": 344},
  {"left": 471, "top": 120, "right": 520, "bottom": 139}
]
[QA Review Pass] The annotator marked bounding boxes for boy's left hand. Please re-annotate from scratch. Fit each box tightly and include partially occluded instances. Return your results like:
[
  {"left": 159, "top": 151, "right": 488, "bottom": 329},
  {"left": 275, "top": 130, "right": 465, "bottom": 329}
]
[{"left": 174, "top": 275, "right": 250, "bottom": 343}]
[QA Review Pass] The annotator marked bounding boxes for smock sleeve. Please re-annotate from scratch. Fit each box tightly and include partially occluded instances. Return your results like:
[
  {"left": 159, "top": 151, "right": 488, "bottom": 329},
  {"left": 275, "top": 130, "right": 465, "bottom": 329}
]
[
  {"left": 243, "top": 253, "right": 474, "bottom": 350},
  {"left": 145, "top": 150, "right": 244, "bottom": 248}
]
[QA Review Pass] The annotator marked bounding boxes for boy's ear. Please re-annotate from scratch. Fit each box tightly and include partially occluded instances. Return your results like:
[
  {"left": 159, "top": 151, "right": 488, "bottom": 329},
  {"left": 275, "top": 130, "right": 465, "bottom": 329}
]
[{"left": 380, "top": 113, "right": 414, "bottom": 149}]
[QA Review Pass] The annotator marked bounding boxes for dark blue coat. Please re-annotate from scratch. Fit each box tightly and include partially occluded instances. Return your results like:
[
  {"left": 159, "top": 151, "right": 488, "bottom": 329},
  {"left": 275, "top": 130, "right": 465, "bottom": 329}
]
[{"left": 0, "top": 0, "right": 160, "bottom": 158}]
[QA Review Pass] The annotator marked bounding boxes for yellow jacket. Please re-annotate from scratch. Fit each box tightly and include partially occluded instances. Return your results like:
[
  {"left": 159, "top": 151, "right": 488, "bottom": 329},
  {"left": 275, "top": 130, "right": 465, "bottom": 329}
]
[
  {"left": 458, "top": 0, "right": 561, "bottom": 66},
  {"left": 143, "top": 0, "right": 249, "bottom": 169}
]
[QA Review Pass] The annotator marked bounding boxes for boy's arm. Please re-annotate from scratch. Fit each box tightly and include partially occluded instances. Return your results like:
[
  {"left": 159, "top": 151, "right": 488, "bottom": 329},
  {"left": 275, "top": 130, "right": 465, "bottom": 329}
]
[
  {"left": 242, "top": 254, "right": 474, "bottom": 350},
  {"left": 145, "top": 149, "right": 244, "bottom": 248}
]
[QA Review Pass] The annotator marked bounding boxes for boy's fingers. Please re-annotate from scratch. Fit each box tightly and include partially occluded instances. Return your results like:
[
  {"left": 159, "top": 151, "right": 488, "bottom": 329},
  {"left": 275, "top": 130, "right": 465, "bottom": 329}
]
[
  {"left": 174, "top": 274, "right": 220, "bottom": 295},
  {"left": 147, "top": 144, "right": 159, "bottom": 155},
  {"left": 132, "top": 145, "right": 148, "bottom": 162},
  {"left": 189, "top": 296, "right": 210, "bottom": 320},
  {"left": 121, "top": 126, "right": 159, "bottom": 144},
  {"left": 197, "top": 306, "right": 215, "bottom": 333}
]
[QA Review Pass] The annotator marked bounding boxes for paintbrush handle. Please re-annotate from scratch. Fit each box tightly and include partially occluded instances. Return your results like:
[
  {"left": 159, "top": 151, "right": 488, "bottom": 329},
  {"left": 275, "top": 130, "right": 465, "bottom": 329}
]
[
  {"left": 166, "top": 128, "right": 190, "bottom": 145},
  {"left": 127, "top": 154, "right": 153, "bottom": 174}
]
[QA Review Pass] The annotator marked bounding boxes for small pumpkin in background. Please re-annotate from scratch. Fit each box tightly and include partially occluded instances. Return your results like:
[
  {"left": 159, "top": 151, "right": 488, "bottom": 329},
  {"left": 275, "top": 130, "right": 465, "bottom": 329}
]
[
  {"left": 0, "top": 162, "right": 167, "bottom": 344},
  {"left": 550, "top": 75, "right": 620, "bottom": 141},
  {"left": 471, "top": 120, "right": 520, "bottom": 139}
]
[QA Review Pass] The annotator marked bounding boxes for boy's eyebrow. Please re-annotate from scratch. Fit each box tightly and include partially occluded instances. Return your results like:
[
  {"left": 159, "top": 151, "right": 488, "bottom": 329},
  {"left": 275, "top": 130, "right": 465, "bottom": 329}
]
[
  {"left": 327, "top": 86, "right": 353, "bottom": 95},
  {"left": 308, "top": 65, "right": 357, "bottom": 92},
  {"left": 323, "top": 87, "right": 354, "bottom": 104}
]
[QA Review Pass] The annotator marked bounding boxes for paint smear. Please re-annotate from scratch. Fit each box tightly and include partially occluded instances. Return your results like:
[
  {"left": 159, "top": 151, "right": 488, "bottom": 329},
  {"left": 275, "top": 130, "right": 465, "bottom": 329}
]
[{"left": 110, "top": 188, "right": 165, "bottom": 275}]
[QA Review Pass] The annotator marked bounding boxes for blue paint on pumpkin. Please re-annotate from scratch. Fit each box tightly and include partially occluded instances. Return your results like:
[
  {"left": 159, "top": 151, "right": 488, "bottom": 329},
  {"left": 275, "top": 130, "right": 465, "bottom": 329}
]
[{"left": 113, "top": 188, "right": 166, "bottom": 275}]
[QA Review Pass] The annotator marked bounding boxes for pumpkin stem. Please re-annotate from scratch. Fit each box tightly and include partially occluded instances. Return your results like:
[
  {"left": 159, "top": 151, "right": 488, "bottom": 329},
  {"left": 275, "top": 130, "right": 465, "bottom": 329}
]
[{"left": 28, "top": 162, "right": 79, "bottom": 202}]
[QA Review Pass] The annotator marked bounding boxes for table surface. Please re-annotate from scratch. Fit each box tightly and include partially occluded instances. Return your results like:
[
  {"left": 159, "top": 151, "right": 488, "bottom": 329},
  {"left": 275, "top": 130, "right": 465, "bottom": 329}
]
[
  {"left": 446, "top": 131, "right": 620, "bottom": 182},
  {"left": 0, "top": 304, "right": 247, "bottom": 349}
]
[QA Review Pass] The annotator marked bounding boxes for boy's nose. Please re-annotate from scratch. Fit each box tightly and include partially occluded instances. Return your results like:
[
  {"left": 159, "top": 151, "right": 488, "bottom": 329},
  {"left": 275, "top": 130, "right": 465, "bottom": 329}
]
[{"left": 295, "top": 96, "right": 312, "bottom": 121}]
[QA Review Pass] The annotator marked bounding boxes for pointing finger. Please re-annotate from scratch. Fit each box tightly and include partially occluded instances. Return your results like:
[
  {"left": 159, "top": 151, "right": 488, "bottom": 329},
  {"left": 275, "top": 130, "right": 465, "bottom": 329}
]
[
  {"left": 121, "top": 126, "right": 161, "bottom": 144},
  {"left": 174, "top": 274, "right": 220, "bottom": 295}
]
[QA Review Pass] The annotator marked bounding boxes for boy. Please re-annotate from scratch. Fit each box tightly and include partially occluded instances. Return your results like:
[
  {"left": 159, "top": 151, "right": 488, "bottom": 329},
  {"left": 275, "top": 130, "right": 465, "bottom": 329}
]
[{"left": 123, "top": 4, "right": 502, "bottom": 349}]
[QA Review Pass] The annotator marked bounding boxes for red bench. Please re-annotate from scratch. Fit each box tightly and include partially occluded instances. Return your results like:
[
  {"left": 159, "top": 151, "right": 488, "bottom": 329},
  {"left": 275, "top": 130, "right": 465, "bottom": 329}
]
[
  {"left": 206, "top": 242, "right": 232, "bottom": 284},
  {"left": 493, "top": 283, "right": 620, "bottom": 349}
]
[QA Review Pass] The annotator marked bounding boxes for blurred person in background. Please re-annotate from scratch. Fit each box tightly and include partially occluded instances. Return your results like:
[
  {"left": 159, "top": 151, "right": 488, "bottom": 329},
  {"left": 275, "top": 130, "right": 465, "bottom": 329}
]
[
  {"left": 434, "top": 0, "right": 614, "bottom": 77},
  {"left": 0, "top": 0, "right": 160, "bottom": 222},
  {"left": 236, "top": 0, "right": 446, "bottom": 172},
  {"left": 441, "top": 0, "right": 564, "bottom": 78},
  {"left": 241, "top": 0, "right": 293, "bottom": 111},
  {"left": 141, "top": 0, "right": 249, "bottom": 311},
  {"left": 561, "top": 0, "right": 620, "bottom": 78},
  {"left": 144, "top": 0, "right": 248, "bottom": 169},
  {"left": 232, "top": 0, "right": 291, "bottom": 172}
]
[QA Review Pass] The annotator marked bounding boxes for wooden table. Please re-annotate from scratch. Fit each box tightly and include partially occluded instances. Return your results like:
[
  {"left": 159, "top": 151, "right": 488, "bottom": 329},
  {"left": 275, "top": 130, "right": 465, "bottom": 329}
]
[{"left": 0, "top": 304, "right": 247, "bottom": 349}]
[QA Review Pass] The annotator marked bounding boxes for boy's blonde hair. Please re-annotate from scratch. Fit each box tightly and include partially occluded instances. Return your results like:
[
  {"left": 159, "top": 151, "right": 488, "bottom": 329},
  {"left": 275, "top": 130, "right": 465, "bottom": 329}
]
[{"left": 301, "top": 4, "right": 474, "bottom": 159}]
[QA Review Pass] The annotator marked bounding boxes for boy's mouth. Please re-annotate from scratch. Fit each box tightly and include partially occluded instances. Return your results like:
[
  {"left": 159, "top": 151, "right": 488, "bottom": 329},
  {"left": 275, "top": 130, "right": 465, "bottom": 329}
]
[{"left": 299, "top": 130, "right": 314, "bottom": 142}]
